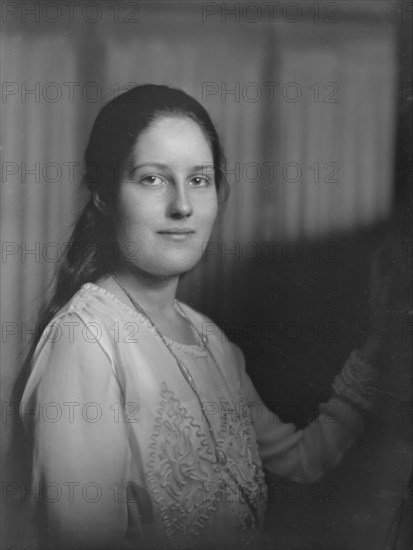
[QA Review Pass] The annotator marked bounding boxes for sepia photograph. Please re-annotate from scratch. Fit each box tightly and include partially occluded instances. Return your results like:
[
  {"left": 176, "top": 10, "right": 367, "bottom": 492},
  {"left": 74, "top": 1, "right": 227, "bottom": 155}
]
[{"left": 1, "top": 1, "right": 412, "bottom": 549}]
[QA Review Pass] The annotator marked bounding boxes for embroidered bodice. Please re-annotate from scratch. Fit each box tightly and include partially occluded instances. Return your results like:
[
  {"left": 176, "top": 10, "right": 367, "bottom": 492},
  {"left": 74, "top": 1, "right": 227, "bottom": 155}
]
[{"left": 21, "top": 283, "right": 368, "bottom": 549}]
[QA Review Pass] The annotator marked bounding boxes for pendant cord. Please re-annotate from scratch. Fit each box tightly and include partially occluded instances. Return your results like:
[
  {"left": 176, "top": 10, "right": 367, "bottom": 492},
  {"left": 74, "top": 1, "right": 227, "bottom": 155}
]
[{"left": 111, "top": 273, "right": 260, "bottom": 527}]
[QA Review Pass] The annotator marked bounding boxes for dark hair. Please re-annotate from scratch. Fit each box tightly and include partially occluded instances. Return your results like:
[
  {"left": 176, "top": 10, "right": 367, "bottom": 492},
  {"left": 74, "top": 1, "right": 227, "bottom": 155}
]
[
  {"left": 51, "top": 84, "right": 227, "bottom": 317},
  {"left": 10, "top": 84, "right": 228, "bottom": 479}
]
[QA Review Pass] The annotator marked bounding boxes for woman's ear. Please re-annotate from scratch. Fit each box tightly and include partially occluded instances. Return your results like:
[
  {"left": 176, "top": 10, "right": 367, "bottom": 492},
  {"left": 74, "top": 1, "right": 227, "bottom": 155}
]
[{"left": 93, "top": 192, "right": 113, "bottom": 216}]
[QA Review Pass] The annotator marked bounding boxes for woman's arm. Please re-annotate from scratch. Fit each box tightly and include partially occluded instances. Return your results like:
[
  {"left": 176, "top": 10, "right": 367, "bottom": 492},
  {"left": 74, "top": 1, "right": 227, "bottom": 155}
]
[
  {"left": 21, "top": 312, "right": 131, "bottom": 550},
  {"left": 236, "top": 241, "right": 397, "bottom": 483},
  {"left": 234, "top": 345, "right": 371, "bottom": 484}
]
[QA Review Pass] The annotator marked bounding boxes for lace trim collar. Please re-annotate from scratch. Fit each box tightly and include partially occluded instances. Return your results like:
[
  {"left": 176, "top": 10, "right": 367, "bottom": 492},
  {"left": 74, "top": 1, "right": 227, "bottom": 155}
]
[{"left": 79, "top": 282, "right": 208, "bottom": 357}]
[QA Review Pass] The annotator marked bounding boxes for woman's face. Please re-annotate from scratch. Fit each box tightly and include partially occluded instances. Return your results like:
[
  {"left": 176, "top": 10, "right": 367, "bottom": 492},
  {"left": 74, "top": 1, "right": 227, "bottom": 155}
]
[{"left": 113, "top": 115, "right": 218, "bottom": 278}]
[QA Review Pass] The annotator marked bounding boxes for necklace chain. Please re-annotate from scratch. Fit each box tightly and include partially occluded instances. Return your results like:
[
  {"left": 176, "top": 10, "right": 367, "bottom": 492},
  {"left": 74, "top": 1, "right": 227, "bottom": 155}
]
[{"left": 111, "top": 273, "right": 261, "bottom": 527}]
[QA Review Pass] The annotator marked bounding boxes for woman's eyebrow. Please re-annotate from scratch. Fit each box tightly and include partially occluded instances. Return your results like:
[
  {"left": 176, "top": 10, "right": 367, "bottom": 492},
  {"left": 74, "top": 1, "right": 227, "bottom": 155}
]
[
  {"left": 134, "top": 163, "right": 214, "bottom": 173},
  {"left": 134, "top": 162, "right": 169, "bottom": 170},
  {"left": 193, "top": 165, "right": 214, "bottom": 174}
]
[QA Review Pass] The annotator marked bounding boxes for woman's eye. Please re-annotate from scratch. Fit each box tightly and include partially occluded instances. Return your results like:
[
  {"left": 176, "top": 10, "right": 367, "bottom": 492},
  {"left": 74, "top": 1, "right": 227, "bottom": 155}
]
[
  {"left": 189, "top": 176, "right": 210, "bottom": 187},
  {"left": 141, "top": 175, "right": 166, "bottom": 186}
]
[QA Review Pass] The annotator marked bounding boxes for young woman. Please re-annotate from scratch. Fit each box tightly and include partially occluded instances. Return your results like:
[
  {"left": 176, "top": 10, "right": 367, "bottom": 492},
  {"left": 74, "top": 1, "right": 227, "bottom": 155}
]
[{"left": 17, "top": 84, "right": 392, "bottom": 550}]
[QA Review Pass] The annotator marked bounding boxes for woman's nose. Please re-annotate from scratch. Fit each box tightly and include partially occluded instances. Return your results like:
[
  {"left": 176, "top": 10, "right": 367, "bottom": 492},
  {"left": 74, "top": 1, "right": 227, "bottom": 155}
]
[{"left": 168, "top": 183, "right": 193, "bottom": 218}]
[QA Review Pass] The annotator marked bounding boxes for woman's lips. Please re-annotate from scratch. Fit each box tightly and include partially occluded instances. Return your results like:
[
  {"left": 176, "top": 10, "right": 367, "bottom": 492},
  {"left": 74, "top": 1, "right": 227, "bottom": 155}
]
[{"left": 157, "top": 229, "right": 195, "bottom": 241}]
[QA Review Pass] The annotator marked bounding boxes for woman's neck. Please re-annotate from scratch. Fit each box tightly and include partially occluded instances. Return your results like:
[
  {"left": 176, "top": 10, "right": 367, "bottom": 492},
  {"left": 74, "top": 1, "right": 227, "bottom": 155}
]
[
  {"left": 96, "top": 269, "right": 198, "bottom": 345},
  {"left": 110, "top": 268, "right": 180, "bottom": 318}
]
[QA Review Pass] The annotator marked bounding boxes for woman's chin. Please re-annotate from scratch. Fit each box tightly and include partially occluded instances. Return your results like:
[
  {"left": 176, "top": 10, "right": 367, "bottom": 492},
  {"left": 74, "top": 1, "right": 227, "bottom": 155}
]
[
  {"left": 156, "top": 259, "right": 201, "bottom": 278},
  {"left": 127, "top": 255, "right": 202, "bottom": 279}
]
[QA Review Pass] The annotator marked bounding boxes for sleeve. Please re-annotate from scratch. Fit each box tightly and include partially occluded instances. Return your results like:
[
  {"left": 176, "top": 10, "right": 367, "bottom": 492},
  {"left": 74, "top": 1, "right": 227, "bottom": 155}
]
[
  {"left": 232, "top": 345, "right": 376, "bottom": 484},
  {"left": 20, "top": 311, "right": 132, "bottom": 550}
]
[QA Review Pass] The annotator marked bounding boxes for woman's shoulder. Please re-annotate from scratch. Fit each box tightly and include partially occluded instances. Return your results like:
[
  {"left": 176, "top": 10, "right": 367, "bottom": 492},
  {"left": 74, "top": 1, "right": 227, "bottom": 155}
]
[
  {"left": 177, "top": 301, "right": 245, "bottom": 362},
  {"left": 58, "top": 282, "right": 142, "bottom": 324},
  {"left": 26, "top": 284, "right": 123, "bottom": 391},
  {"left": 35, "top": 282, "right": 146, "bottom": 357},
  {"left": 176, "top": 301, "right": 219, "bottom": 332}
]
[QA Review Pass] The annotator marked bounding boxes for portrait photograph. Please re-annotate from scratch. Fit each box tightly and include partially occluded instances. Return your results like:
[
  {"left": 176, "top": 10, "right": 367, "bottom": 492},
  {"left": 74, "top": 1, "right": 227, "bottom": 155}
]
[{"left": 1, "top": 1, "right": 412, "bottom": 549}]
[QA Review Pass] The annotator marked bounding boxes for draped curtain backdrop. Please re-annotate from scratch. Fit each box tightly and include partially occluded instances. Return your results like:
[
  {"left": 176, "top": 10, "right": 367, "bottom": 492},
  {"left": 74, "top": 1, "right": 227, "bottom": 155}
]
[{"left": 1, "top": 3, "right": 402, "bottom": 549}]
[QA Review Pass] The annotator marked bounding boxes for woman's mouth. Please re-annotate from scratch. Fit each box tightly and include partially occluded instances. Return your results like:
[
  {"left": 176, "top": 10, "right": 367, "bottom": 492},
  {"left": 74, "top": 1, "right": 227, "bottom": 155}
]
[{"left": 157, "top": 228, "right": 196, "bottom": 241}]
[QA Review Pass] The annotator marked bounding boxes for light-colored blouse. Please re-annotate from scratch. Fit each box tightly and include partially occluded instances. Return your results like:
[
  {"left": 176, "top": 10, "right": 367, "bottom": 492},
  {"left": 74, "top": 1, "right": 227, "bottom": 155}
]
[{"left": 21, "top": 283, "right": 373, "bottom": 550}]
